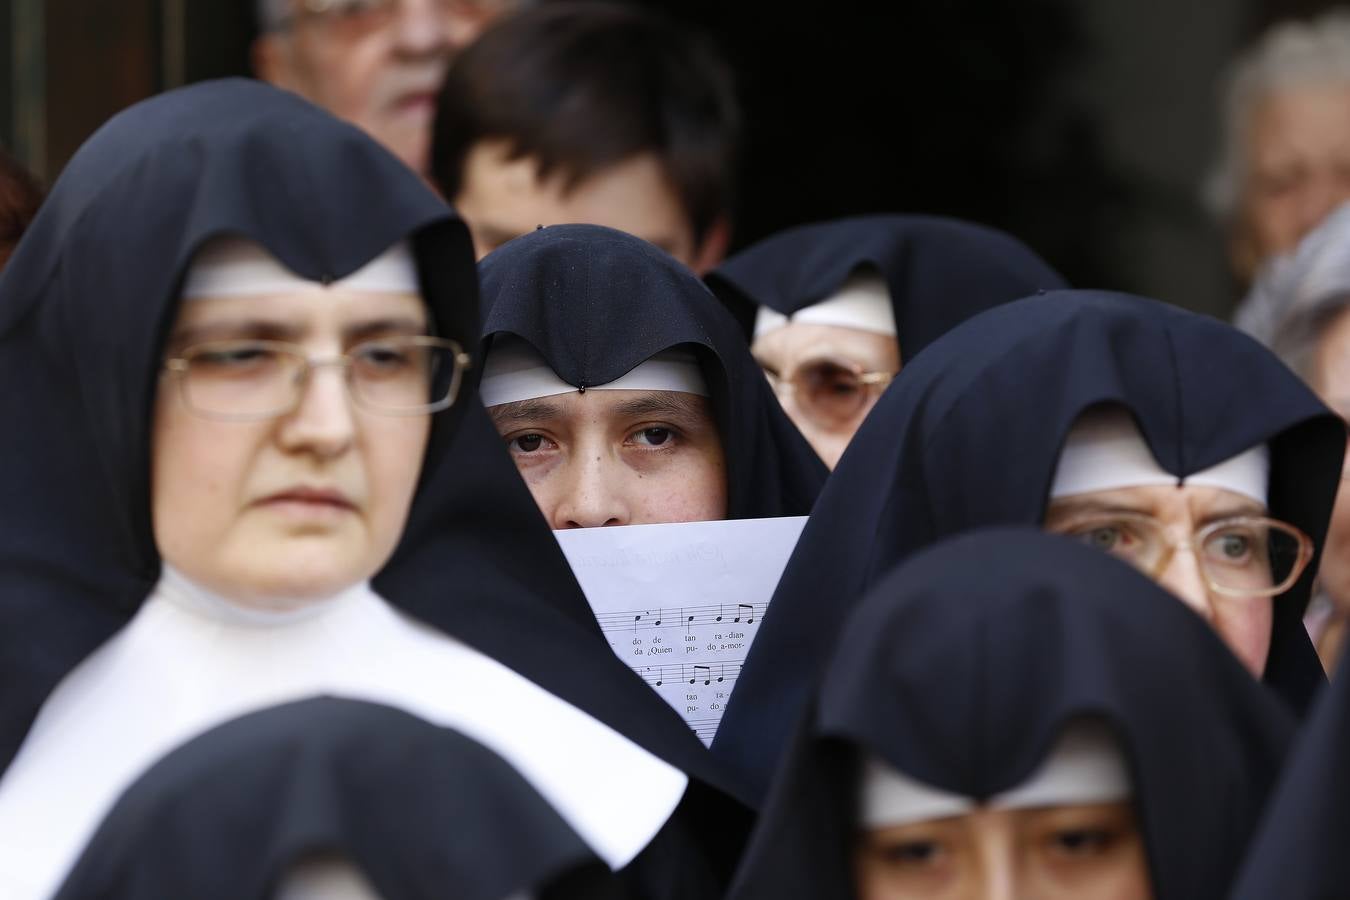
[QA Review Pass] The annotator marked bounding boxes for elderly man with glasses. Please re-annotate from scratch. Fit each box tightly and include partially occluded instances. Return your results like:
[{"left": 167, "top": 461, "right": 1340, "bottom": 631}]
[{"left": 252, "top": 0, "right": 518, "bottom": 175}]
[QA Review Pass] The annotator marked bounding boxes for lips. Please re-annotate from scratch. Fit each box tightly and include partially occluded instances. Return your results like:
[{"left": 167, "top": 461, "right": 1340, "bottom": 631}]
[{"left": 255, "top": 486, "right": 358, "bottom": 511}]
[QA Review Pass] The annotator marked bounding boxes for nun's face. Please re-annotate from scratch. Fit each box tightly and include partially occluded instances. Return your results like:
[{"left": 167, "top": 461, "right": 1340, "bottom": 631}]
[
  {"left": 1045, "top": 485, "right": 1274, "bottom": 676},
  {"left": 855, "top": 803, "right": 1150, "bottom": 900},
  {"left": 488, "top": 389, "right": 727, "bottom": 527},
  {"left": 151, "top": 291, "right": 432, "bottom": 607},
  {"left": 752, "top": 322, "right": 900, "bottom": 469}
]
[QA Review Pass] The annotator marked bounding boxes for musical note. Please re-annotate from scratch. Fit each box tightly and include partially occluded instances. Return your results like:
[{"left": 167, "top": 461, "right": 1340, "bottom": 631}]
[{"left": 737, "top": 603, "right": 754, "bottom": 624}]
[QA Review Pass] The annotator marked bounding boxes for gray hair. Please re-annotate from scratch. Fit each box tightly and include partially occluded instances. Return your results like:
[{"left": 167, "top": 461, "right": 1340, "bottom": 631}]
[
  {"left": 1238, "top": 201, "right": 1350, "bottom": 383},
  {"left": 256, "top": 0, "right": 291, "bottom": 32},
  {"left": 1204, "top": 11, "right": 1350, "bottom": 225}
]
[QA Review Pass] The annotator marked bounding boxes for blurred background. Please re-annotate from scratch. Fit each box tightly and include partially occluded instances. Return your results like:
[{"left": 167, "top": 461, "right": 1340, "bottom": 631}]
[{"left": 1, "top": 0, "right": 1342, "bottom": 316}]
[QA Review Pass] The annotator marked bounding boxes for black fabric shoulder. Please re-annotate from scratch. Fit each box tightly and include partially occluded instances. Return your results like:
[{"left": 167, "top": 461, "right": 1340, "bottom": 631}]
[
  {"left": 705, "top": 214, "right": 1067, "bottom": 359},
  {"left": 730, "top": 530, "right": 1295, "bottom": 900},
  {"left": 478, "top": 224, "right": 827, "bottom": 518},
  {"left": 53, "top": 697, "right": 622, "bottom": 900},
  {"left": 1229, "top": 653, "right": 1350, "bottom": 899},
  {"left": 713, "top": 290, "right": 1342, "bottom": 804}
]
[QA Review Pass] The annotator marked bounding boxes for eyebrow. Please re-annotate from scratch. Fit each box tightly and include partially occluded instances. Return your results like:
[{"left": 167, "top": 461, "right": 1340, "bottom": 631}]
[
  {"left": 1048, "top": 496, "right": 1267, "bottom": 523},
  {"left": 487, "top": 397, "right": 567, "bottom": 427},
  {"left": 170, "top": 316, "right": 427, "bottom": 350},
  {"left": 610, "top": 392, "right": 711, "bottom": 422}
]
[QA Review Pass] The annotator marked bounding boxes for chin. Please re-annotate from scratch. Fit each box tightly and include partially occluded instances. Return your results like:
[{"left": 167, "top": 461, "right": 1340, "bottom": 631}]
[{"left": 229, "top": 544, "right": 378, "bottom": 610}]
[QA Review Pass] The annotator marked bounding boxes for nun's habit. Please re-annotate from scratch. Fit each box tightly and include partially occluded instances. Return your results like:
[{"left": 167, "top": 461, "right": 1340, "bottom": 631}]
[
  {"left": 1229, "top": 656, "right": 1350, "bottom": 898},
  {"left": 0, "top": 81, "right": 743, "bottom": 898},
  {"left": 728, "top": 530, "right": 1297, "bottom": 900},
  {"left": 55, "top": 697, "right": 625, "bottom": 900},
  {"left": 714, "top": 289, "right": 1342, "bottom": 804},
  {"left": 704, "top": 214, "right": 1067, "bottom": 359},
  {"left": 477, "top": 223, "right": 827, "bottom": 519}
]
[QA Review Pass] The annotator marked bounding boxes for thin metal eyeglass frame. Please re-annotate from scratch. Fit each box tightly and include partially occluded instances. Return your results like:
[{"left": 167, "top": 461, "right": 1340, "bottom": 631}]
[{"left": 162, "top": 336, "right": 472, "bottom": 422}]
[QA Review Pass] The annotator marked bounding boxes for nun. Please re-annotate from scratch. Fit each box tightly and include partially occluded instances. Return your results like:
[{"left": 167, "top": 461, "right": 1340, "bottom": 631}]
[
  {"left": 477, "top": 224, "right": 826, "bottom": 529},
  {"left": 714, "top": 289, "right": 1343, "bottom": 804},
  {"left": 704, "top": 215, "right": 1066, "bottom": 466},
  {"left": 729, "top": 530, "right": 1296, "bottom": 900},
  {"left": 54, "top": 698, "right": 628, "bottom": 900},
  {"left": 0, "top": 81, "right": 744, "bottom": 899}
]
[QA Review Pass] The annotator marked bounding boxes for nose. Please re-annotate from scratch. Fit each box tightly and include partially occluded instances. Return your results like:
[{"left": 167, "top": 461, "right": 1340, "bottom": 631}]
[
  {"left": 275, "top": 365, "right": 357, "bottom": 460},
  {"left": 553, "top": 454, "right": 630, "bottom": 529},
  {"left": 390, "top": 0, "right": 453, "bottom": 56},
  {"left": 976, "top": 840, "right": 1017, "bottom": 900},
  {"left": 1156, "top": 546, "right": 1216, "bottom": 624}
]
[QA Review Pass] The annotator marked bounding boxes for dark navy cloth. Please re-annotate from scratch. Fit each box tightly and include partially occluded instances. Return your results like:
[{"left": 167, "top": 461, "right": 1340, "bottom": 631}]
[
  {"left": 705, "top": 214, "right": 1067, "bottom": 360},
  {"left": 729, "top": 530, "right": 1296, "bottom": 900},
  {"left": 54, "top": 698, "right": 624, "bottom": 900},
  {"left": 713, "top": 290, "right": 1342, "bottom": 805}
]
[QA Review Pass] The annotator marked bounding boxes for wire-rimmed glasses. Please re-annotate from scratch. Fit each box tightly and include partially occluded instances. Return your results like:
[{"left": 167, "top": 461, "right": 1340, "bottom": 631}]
[
  {"left": 163, "top": 336, "right": 472, "bottom": 421},
  {"left": 762, "top": 357, "right": 895, "bottom": 430},
  {"left": 1047, "top": 511, "right": 1314, "bottom": 597}
]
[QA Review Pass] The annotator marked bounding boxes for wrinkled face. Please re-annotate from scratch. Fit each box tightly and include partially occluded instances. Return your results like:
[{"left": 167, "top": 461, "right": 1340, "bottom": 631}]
[
  {"left": 152, "top": 290, "right": 432, "bottom": 608},
  {"left": 454, "top": 139, "right": 720, "bottom": 272},
  {"left": 254, "top": 0, "right": 517, "bottom": 175},
  {"left": 1310, "top": 306, "right": 1350, "bottom": 611},
  {"left": 488, "top": 389, "right": 727, "bottom": 527},
  {"left": 1044, "top": 485, "right": 1274, "bottom": 675},
  {"left": 855, "top": 803, "right": 1151, "bottom": 900},
  {"left": 751, "top": 322, "right": 900, "bottom": 468},
  {"left": 1232, "top": 82, "right": 1350, "bottom": 281}
]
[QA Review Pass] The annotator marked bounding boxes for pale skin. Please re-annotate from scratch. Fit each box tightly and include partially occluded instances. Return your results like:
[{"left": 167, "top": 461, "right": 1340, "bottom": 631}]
[
  {"left": 751, "top": 322, "right": 900, "bottom": 468},
  {"left": 1044, "top": 485, "right": 1274, "bottom": 676},
  {"left": 1308, "top": 305, "right": 1350, "bottom": 670},
  {"left": 151, "top": 291, "right": 432, "bottom": 609},
  {"left": 855, "top": 803, "right": 1152, "bottom": 900},
  {"left": 253, "top": 0, "right": 515, "bottom": 175},
  {"left": 453, "top": 139, "right": 730, "bottom": 273},
  {"left": 1230, "top": 82, "right": 1350, "bottom": 283},
  {"left": 487, "top": 389, "right": 728, "bottom": 528}
]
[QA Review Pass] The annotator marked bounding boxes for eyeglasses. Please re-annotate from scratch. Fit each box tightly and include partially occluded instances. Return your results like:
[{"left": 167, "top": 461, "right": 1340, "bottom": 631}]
[
  {"left": 279, "top": 0, "right": 515, "bottom": 36},
  {"left": 762, "top": 358, "right": 895, "bottom": 431},
  {"left": 1047, "top": 511, "right": 1314, "bottom": 597},
  {"left": 163, "top": 337, "right": 472, "bottom": 421}
]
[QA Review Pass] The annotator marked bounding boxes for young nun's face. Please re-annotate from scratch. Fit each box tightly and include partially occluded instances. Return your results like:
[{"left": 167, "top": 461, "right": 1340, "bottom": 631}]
[
  {"left": 855, "top": 803, "right": 1150, "bottom": 900},
  {"left": 488, "top": 389, "right": 728, "bottom": 527},
  {"left": 151, "top": 290, "right": 432, "bottom": 607},
  {"left": 751, "top": 322, "right": 900, "bottom": 469},
  {"left": 1044, "top": 485, "right": 1275, "bottom": 676}
]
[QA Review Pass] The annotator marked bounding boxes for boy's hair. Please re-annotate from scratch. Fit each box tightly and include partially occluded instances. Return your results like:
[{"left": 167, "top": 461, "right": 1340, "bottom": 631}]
[{"left": 430, "top": 1, "right": 740, "bottom": 244}]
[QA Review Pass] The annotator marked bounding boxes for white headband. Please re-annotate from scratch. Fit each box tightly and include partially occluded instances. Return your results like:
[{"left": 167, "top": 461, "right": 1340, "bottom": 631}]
[
  {"left": 753, "top": 271, "right": 897, "bottom": 340},
  {"left": 859, "top": 720, "right": 1132, "bottom": 829},
  {"left": 275, "top": 859, "right": 382, "bottom": 900},
  {"left": 181, "top": 236, "right": 419, "bottom": 299},
  {"left": 276, "top": 859, "right": 532, "bottom": 900},
  {"left": 1050, "top": 407, "right": 1270, "bottom": 506},
  {"left": 479, "top": 335, "right": 708, "bottom": 407}
]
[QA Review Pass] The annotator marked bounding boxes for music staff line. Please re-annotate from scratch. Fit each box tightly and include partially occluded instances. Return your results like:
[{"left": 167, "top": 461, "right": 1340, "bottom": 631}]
[
  {"left": 688, "top": 718, "right": 720, "bottom": 743},
  {"left": 597, "top": 602, "right": 765, "bottom": 634},
  {"left": 636, "top": 659, "right": 744, "bottom": 689}
]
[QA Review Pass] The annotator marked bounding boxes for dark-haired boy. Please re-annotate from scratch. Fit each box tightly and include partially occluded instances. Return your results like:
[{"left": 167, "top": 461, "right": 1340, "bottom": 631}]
[{"left": 430, "top": 2, "right": 740, "bottom": 273}]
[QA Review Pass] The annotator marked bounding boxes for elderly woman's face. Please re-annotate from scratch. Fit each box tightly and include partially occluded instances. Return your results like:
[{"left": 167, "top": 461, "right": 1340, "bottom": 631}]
[{"left": 151, "top": 290, "right": 432, "bottom": 608}]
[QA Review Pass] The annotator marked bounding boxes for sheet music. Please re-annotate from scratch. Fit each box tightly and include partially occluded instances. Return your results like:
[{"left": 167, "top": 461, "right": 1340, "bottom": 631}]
[{"left": 555, "top": 516, "right": 807, "bottom": 746}]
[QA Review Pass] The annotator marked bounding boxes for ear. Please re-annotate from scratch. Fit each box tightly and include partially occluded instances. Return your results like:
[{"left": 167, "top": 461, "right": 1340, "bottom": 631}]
[
  {"left": 251, "top": 34, "right": 297, "bottom": 92},
  {"left": 688, "top": 215, "right": 732, "bottom": 276}
]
